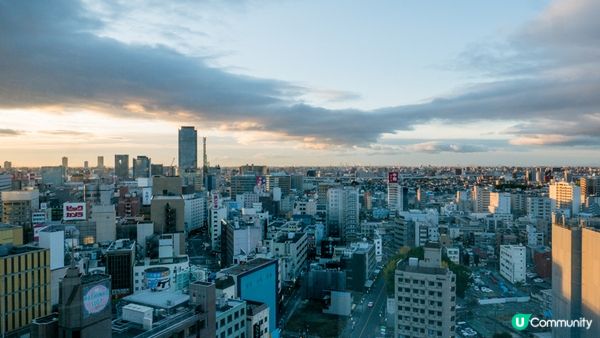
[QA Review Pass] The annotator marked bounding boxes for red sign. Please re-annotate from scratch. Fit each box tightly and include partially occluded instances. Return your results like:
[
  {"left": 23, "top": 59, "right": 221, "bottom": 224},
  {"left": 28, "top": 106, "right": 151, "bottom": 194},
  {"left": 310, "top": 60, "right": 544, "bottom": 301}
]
[
  {"left": 63, "top": 203, "right": 86, "bottom": 221},
  {"left": 388, "top": 172, "right": 398, "bottom": 183}
]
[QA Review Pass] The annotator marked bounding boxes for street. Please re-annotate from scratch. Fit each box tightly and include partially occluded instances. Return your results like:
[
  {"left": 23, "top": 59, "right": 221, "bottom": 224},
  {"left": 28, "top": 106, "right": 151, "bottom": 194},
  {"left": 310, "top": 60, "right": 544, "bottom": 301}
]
[{"left": 342, "top": 273, "right": 389, "bottom": 338}]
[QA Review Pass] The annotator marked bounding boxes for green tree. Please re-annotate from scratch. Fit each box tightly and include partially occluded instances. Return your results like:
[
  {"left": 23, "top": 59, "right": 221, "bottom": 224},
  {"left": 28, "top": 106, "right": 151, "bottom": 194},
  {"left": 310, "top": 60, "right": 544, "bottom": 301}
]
[
  {"left": 493, "top": 332, "right": 512, "bottom": 338},
  {"left": 383, "top": 246, "right": 424, "bottom": 295}
]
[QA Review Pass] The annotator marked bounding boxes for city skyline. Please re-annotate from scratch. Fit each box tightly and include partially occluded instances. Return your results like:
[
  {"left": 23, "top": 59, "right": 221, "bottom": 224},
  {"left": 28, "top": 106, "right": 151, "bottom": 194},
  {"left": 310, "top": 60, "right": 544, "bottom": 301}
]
[{"left": 2, "top": 0, "right": 600, "bottom": 167}]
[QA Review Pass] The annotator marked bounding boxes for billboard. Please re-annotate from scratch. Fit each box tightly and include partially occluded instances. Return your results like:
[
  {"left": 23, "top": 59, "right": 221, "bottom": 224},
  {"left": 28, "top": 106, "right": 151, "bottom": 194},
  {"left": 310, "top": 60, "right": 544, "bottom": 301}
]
[
  {"left": 142, "top": 187, "right": 152, "bottom": 206},
  {"left": 388, "top": 172, "right": 399, "bottom": 184},
  {"left": 212, "top": 191, "right": 219, "bottom": 209},
  {"left": 83, "top": 281, "right": 110, "bottom": 318},
  {"left": 63, "top": 202, "right": 86, "bottom": 221},
  {"left": 145, "top": 267, "right": 171, "bottom": 291}
]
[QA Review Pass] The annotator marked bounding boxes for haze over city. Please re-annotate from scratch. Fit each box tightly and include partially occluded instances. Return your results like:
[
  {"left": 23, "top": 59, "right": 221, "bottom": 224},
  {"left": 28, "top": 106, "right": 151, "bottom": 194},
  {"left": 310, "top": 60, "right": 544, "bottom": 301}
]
[{"left": 2, "top": 0, "right": 600, "bottom": 166}]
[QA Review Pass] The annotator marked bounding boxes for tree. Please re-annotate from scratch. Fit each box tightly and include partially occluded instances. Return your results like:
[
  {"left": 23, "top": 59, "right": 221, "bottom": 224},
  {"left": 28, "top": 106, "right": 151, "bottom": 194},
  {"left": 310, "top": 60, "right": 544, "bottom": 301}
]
[{"left": 383, "top": 246, "right": 424, "bottom": 295}]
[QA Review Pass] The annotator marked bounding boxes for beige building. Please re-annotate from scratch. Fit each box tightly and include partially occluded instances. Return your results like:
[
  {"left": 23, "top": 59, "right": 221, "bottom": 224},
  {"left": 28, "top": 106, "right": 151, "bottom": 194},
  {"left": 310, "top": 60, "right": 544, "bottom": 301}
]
[
  {"left": 0, "top": 246, "right": 51, "bottom": 336},
  {"left": 394, "top": 244, "right": 456, "bottom": 338},
  {"left": 549, "top": 181, "right": 581, "bottom": 216},
  {"left": 552, "top": 218, "right": 600, "bottom": 338},
  {"left": 0, "top": 223, "right": 23, "bottom": 246},
  {"left": 150, "top": 196, "right": 185, "bottom": 234},
  {"left": 1, "top": 190, "right": 39, "bottom": 242}
]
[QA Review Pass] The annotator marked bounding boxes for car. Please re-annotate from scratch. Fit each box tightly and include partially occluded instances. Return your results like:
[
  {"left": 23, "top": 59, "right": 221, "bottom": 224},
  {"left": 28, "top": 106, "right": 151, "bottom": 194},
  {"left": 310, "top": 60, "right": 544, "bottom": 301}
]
[
  {"left": 368, "top": 301, "right": 374, "bottom": 308},
  {"left": 534, "top": 278, "right": 544, "bottom": 283},
  {"left": 473, "top": 286, "right": 480, "bottom": 292}
]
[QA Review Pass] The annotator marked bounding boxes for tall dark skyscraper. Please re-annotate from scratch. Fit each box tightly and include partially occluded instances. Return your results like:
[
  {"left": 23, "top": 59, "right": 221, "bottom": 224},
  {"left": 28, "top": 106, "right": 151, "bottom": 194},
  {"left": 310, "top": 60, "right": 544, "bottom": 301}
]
[
  {"left": 133, "top": 155, "right": 151, "bottom": 179},
  {"left": 178, "top": 126, "right": 197, "bottom": 171},
  {"left": 114, "top": 154, "right": 129, "bottom": 180}
]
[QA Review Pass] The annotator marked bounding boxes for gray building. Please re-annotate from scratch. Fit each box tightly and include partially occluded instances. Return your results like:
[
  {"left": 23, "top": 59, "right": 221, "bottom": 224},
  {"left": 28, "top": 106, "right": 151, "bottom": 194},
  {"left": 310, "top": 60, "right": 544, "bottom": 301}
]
[
  {"left": 114, "top": 154, "right": 129, "bottom": 180},
  {"left": 132, "top": 155, "right": 151, "bottom": 179},
  {"left": 394, "top": 243, "right": 456, "bottom": 338},
  {"left": 41, "top": 166, "right": 64, "bottom": 186}
]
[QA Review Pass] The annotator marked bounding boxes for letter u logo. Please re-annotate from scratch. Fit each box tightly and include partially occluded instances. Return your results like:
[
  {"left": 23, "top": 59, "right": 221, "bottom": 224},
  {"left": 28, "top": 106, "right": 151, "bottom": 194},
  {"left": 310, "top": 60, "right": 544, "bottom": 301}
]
[{"left": 512, "top": 314, "right": 531, "bottom": 331}]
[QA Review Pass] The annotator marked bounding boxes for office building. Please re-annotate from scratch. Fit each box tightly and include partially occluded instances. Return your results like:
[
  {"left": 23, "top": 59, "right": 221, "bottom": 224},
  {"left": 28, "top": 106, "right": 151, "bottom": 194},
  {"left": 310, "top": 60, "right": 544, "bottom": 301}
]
[
  {"left": 549, "top": 181, "right": 581, "bottom": 216},
  {"left": 178, "top": 126, "right": 198, "bottom": 188},
  {"left": 150, "top": 163, "right": 164, "bottom": 176},
  {"left": 39, "top": 226, "right": 65, "bottom": 270},
  {"left": 151, "top": 196, "right": 185, "bottom": 233},
  {"left": 0, "top": 223, "right": 23, "bottom": 246},
  {"left": 231, "top": 175, "right": 258, "bottom": 197},
  {"left": 1, "top": 190, "right": 39, "bottom": 243},
  {"left": 394, "top": 244, "right": 456, "bottom": 338},
  {"left": 132, "top": 155, "right": 151, "bottom": 179},
  {"left": 222, "top": 220, "right": 263, "bottom": 266},
  {"left": 97, "top": 156, "right": 104, "bottom": 169},
  {"left": 499, "top": 244, "right": 526, "bottom": 284},
  {"left": 106, "top": 239, "right": 136, "bottom": 298},
  {"left": 488, "top": 192, "right": 511, "bottom": 214},
  {"left": 527, "top": 196, "right": 553, "bottom": 220},
  {"left": 183, "top": 193, "right": 206, "bottom": 232},
  {"left": 388, "top": 172, "right": 408, "bottom": 215},
  {"left": 215, "top": 299, "right": 247, "bottom": 338},
  {"left": 239, "top": 164, "right": 268, "bottom": 176},
  {"left": 90, "top": 204, "right": 116, "bottom": 242},
  {"left": 247, "top": 300, "right": 269, "bottom": 338},
  {"left": 114, "top": 154, "right": 129, "bottom": 180},
  {"left": 219, "top": 258, "right": 278, "bottom": 337},
  {"left": 152, "top": 175, "right": 182, "bottom": 196},
  {"left": 552, "top": 219, "right": 600, "bottom": 338},
  {"left": 210, "top": 205, "right": 227, "bottom": 252},
  {"left": 3, "top": 161, "right": 11, "bottom": 170},
  {"left": 326, "top": 186, "right": 359, "bottom": 242},
  {"left": 41, "top": 166, "right": 64, "bottom": 186},
  {"left": 0, "top": 246, "right": 50, "bottom": 337},
  {"left": 472, "top": 186, "right": 491, "bottom": 213}
]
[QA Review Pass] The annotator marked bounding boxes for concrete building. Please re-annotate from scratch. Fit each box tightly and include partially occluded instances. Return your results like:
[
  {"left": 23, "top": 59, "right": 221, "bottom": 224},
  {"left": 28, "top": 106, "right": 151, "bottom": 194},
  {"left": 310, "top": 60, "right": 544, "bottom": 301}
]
[
  {"left": 178, "top": 126, "right": 198, "bottom": 189},
  {"left": 132, "top": 155, "right": 151, "bottom": 179},
  {"left": 150, "top": 196, "right": 185, "bottom": 234},
  {"left": 90, "top": 204, "right": 116, "bottom": 242},
  {"left": 218, "top": 258, "right": 279, "bottom": 337},
  {"left": 499, "top": 244, "right": 526, "bottom": 284},
  {"left": 394, "top": 244, "right": 456, "bottom": 338},
  {"left": 97, "top": 156, "right": 104, "bottom": 169},
  {"left": 215, "top": 298, "right": 246, "bottom": 338},
  {"left": 231, "top": 175, "right": 258, "bottom": 197},
  {"left": 472, "top": 185, "right": 491, "bottom": 213},
  {"left": 0, "top": 223, "right": 23, "bottom": 246},
  {"left": 580, "top": 176, "right": 600, "bottom": 202},
  {"left": 183, "top": 193, "right": 206, "bottom": 232},
  {"left": 387, "top": 172, "right": 408, "bottom": 216},
  {"left": 133, "top": 255, "right": 189, "bottom": 293},
  {"left": 115, "top": 154, "right": 130, "bottom": 180},
  {"left": 549, "top": 181, "right": 581, "bottom": 217},
  {"left": 1, "top": 190, "right": 39, "bottom": 242},
  {"left": 39, "top": 226, "right": 65, "bottom": 270},
  {"left": 41, "top": 166, "right": 64, "bottom": 186},
  {"left": 0, "top": 246, "right": 50, "bottom": 337},
  {"left": 210, "top": 206, "right": 227, "bottom": 252},
  {"left": 552, "top": 219, "right": 600, "bottom": 338},
  {"left": 488, "top": 192, "right": 511, "bottom": 214},
  {"left": 527, "top": 196, "right": 553, "bottom": 220},
  {"left": 152, "top": 175, "right": 183, "bottom": 196},
  {"left": 246, "top": 300, "right": 269, "bottom": 338},
  {"left": 222, "top": 220, "right": 262, "bottom": 266},
  {"left": 106, "top": 239, "right": 136, "bottom": 298},
  {"left": 264, "top": 231, "right": 308, "bottom": 283},
  {"left": 326, "top": 186, "right": 359, "bottom": 242}
]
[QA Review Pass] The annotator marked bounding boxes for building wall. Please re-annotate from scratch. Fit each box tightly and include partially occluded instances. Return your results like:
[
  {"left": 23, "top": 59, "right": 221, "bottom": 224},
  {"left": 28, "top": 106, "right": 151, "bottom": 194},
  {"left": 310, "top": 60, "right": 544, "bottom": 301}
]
[
  {"left": 0, "top": 248, "right": 51, "bottom": 336},
  {"left": 237, "top": 261, "right": 278, "bottom": 336},
  {"left": 581, "top": 228, "right": 600, "bottom": 338},
  {"left": 552, "top": 224, "right": 582, "bottom": 338}
]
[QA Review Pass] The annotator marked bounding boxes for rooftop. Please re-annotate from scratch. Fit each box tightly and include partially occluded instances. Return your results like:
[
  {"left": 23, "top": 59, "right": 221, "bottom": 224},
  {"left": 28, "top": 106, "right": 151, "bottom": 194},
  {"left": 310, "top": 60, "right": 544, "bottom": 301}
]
[
  {"left": 396, "top": 259, "right": 449, "bottom": 276},
  {"left": 0, "top": 245, "right": 46, "bottom": 258},
  {"left": 220, "top": 257, "right": 277, "bottom": 276},
  {"left": 0, "top": 223, "right": 22, "bottom": 230},
  {"left": 123, "top": 290, "right": 189, "bottom": 310}
]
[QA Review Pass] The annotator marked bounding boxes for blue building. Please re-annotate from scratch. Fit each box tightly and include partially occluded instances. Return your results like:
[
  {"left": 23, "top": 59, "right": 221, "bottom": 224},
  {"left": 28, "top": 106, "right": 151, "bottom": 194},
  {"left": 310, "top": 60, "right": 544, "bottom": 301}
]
[{"left": 220, "top": 258, "right": 279, "bottom": 338}]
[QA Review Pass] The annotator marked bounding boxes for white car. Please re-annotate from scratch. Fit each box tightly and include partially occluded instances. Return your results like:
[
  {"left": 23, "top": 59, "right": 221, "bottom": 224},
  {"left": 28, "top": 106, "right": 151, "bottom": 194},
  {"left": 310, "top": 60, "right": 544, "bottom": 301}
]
[
  {"left": 368, "top": 301, "right": 374, "bottom": 308},
  {"left": 534, "top": 278, "right": 544, "bottom": 283}
]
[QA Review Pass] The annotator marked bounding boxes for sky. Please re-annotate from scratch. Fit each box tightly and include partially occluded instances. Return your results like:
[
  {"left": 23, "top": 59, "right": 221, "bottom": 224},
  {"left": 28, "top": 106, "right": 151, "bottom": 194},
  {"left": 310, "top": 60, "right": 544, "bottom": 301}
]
[{"left": 1, "top": 0, "right": 600, "bottom": 167}]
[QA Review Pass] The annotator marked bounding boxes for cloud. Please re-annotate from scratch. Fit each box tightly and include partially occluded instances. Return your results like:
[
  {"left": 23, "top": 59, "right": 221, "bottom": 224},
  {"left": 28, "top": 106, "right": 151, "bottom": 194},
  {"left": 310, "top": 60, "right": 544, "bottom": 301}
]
[
  {"left": 0, "top": 0, "right": 599, "bottom": 149},
  {"left": 0, "top": 129, "right": 22, "bottom": 136}
]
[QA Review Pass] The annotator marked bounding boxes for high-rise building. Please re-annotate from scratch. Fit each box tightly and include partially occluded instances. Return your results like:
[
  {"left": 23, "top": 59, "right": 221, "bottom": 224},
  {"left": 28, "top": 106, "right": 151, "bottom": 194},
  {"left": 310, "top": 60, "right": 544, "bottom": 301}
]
[
  {"left": 132, "top": 155, "right": 151, "bottom": 179},
  {"left": 57, "top": 265, "right": 112, "bottom": 337},
  {"left": 527, "top": 196, "right": 553, "bottom": 221},
  {"left": 472, "top": 185, "right": 491, "bottom": 213},
  {"left": 552, "top": 218, "right": 600, "bottom": 338},
  {"left": 388, "top": 172, "right": 408, "bottom": 216},
  {"left": 150, "top": 163, "right": 163, "bottom": 176},
  {"left": 114, "top": 154, "right": 129, "bottom": 180},
  {"left": 549, "top": 181, "right": 581, "bottom": 216},
  {"left": 488, "top": 192, "right": 511, "bottom": 214},
  {"left": 3, "top": 161, "right": 11, "bottom": 170},
  {"left": 97, "top": 156, "right": 104, "bottom": 169},
  {"left": 178, "top": 126, "right": 198, "bottom": 188},
  {"left": 580, "top": 176, "right": 600, "bottom": 203},
  {"left": 394, "top": 244, "right": 456, "bottom": 338},
  {"left": 106, "top": 239, "right": 136, "bottom": 298},
  {"left": 219, "top": 258, "right": 278, "bottom": 336},
  {"left": 326, "top": 186, "right": 359, "bottom": 242},
  {"left": 231, "top": 175, "right": 258, "bottom": 197},
  {"left": 151, "top": 196, "right": 185, "bottom": 233},
  {"left": 1, "top": 190, "right": 39, "bottom": 242},
  {"left": 0, "top": 223, "right": 23, "bottom": 246},
  {"left": 41, "top": 166, "right": 64, "bottom": 186},
  {"left": 499, "top": 244, "right": 526, "bottom": 284},
  {"left": 61, "top": 156, "right": 68, "bottom": 169},
  {"left": 0, "top": 245, "right": 50, "bottom": 337}
]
